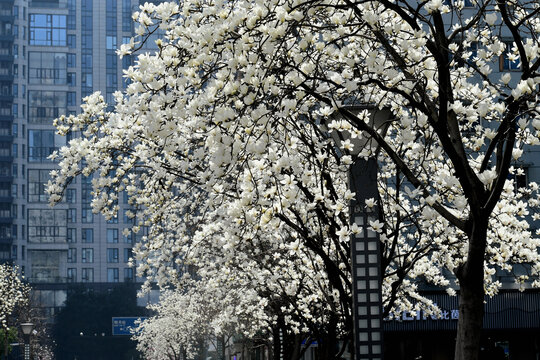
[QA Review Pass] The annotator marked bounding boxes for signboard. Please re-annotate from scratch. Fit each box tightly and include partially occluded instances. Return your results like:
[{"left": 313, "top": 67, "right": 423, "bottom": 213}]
[{"left": 112, "top": 317, "right": 146, "bottom": 336}]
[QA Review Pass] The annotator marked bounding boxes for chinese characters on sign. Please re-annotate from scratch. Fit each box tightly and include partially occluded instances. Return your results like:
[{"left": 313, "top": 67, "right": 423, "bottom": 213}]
[
  {"left": 388, "top": 306, "right": 459, "bottom": 322},
  {"left": 112, "top": 317, "right": 146, "bottom": 335}
]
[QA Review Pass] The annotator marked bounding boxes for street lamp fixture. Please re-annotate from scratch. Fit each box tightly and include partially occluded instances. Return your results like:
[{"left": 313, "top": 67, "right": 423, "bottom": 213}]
[{"left": 20, "top": 322, "right": 34, "bottom": 360}]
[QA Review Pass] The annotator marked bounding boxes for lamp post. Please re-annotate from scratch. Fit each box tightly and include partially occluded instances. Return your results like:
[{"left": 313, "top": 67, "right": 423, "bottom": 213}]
[
  {"left": 20, "top": 322, "right": 34, "bottom": 360},
  {"left": 327, "top": 107, "right": 390, "bottom": 360}
]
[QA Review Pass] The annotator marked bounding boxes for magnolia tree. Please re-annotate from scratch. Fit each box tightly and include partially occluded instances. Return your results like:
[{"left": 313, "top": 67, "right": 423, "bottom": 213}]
[
  {"left": 47, "top": 0, "right": 540, "bottom": 359},
  {"left": 0, "top": 264, "right": 30, "bottom": 359},
  {"left": 134, "top": 289, "right": 235, "bottom": 360}
]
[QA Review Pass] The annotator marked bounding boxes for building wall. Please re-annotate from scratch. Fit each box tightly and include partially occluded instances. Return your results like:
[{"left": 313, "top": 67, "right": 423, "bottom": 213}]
[{"left": 2, "top": 0, "right": 143, "bottom": 319}]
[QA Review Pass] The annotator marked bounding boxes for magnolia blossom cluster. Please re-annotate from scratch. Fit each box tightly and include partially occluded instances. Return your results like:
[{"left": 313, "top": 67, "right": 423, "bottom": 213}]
[
  {"left": 47, "top": 0, "right": 540, "bottom": 353},
  {"left": 0, "top": 264, "right": 30, "bottom": 330}
]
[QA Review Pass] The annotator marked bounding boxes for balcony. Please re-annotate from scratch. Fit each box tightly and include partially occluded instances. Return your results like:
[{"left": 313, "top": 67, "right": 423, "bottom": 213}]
[
  {"left": 28, "top": 276, "right": 67, "bottom": 284},
  {"left": 0, "top": 32, "right": 14, "bottom": 41},
  {"left": 0, "top": 70, "right": 13, "bottom": 81},
  {"left": 0, "top": 236, "right": 12, "bottom": 244},
  {"left": 0, "top": 93, "right": 13, "bottom": 102},
  {"left": 0, "top": 154, "right": 12, "bottom": 162},
  {"left": 29, "top": 0, "right": 67, "bottom": 9}
]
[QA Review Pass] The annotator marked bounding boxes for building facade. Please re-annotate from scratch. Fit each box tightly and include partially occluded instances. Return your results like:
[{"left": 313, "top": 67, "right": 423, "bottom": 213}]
[{"left": 0, "top": 0, "right": 146, "bottom": 320}]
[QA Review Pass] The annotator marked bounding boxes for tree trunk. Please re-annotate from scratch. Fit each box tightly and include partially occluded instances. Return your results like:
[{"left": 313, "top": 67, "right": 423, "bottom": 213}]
[
  {"left": 317, "top": 318, "right": 338, "bottom": 360},
  {"left": 3, "top": 329, "right": 7, "bottom": 360},
  {"left": 454, "top": 218, "right": 488, "bottom": 360},
  {"left": 454, "top": 279, "right": 485, "bottom": 360},
  {"left": 271, "top": 326, "right": 280, "bottom": 360}
]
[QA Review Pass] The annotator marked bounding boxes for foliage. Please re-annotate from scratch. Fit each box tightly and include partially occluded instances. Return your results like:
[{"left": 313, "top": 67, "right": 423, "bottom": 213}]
[
  {"left": 0, "top": 264, "right": 30, "bottom": 332},
  {"left": 47, "top": 0, "right": 540, "bottom": 359},
  {"left": 0, "top": 328, "right": 18, "bottom": 357}
]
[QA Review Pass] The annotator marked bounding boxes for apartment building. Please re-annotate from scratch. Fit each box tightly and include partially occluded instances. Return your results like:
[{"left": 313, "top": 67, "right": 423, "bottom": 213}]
[{"left": 0, "top": 0, "right": 146, "bottom": 319}]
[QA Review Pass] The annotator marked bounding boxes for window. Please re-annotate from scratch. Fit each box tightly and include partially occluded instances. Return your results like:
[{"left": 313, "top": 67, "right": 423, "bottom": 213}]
[
  {"left": 106, "top": 74, "right": 117, "bottom": 88},
  {"left": 28, "top": 52, "right": 67, "bottom": 85},
  {"left": 67, "top": 228, "right": 76, "bottom": 243},
  {"left": 28, "top": 129, "right": 64, "bottom": 161},
  {"left": 107, "top": 229, "right": 118, "bottom": 243},
  {"left": 123, "top": 248, "right": 132, "bottom": 263},
  {"left": 68, "top": 208, "right": 76, "bottom": 223},
  {"left": 28, "top": 91, "right": 67, "bottom": 125},
  {"left": 66, "top": 188, "right": 76, "bottom": 203},
  {"left": 67, "top": 53, "right": 75, "bottom": 67},
  {"left": 107, "top": 268, "right": 119, "bottom": 283},
  {"left": 122, "top": 0, "right": 132, "bottom": 32},
  {"left": 28, "top": 169, "right": 51, "bottom": 202},
  {"left": 123, "top": 209, "right": 134, "bottom": 224},
  {"left": 12, "top": 124, "right": 17, "bottom": 137},
  {"left": 81, "top": 268, "right": 93, "bottom": 282},
  {"left": 67, "top": 34, "right": 76, "bottom": 48},
  {"left": 29, "top": 14, "right": 67, "bottom": 46},
  {"left": 509, "top": 166, "right": 528, "bottom": 191},
  {"left": 67, "top": 91, "right": 76, "bottom": 106},
  {"left": 81, "top": 34, "right": 92, "bottom": 48},
  {"left": 106, "top": 36, "right": 117, "bottom": 50},
  {"left": 82, "top": 73, "right": 93, "bottom": 87},
  {"left": 81, "top": 208, "right": 93, "bottom": 223},
  {"left": 124, "top": 232, "right": 133, "bottom": 244},
  {"left": 28, "top": 209, "right": 67, "bottom": 244},
  {"left": 81, "top": 228, "right": 93, "bottom": 243},
  {"left": 81, "top": 248, "right": 93, "bottom": 263},
  {"left": 12, "top": 143, "right": 17, "bottom": 157},
  {"left": 67, "top": 73, "right": 76, "bottom": 87},
  {"left": 81, "top": 54, "right": 92, "bottom": 69},
  {"left": 107, "top": 248, "right": 119, "bottom": 263},
  {"left": 67, "top": 268, "right": 77, "bottom": 282},
  {"left": 67, "top": 248, "right": 76, "bottom": 263},
  {"left": 124, "top": 268, "right": 134, "bottom": 282},
  {"left": 0, "top": 143, "right": 10, "bottom": 157},
  {"left": 501, "top": 42, "right": 520, "bottom": 71}
]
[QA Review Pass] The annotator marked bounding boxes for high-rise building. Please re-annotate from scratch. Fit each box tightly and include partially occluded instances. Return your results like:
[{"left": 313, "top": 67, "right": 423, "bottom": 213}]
[{"left": 1, "top": 0, "right": 142, "bottom": 319}]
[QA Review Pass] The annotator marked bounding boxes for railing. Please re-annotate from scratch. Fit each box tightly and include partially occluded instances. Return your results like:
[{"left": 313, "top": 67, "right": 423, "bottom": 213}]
[
  {"left": 28, "top": 147, "right": 59, "bottom": 162},
  {"left": 29, "top": 1, "right": 68, "bottom": 9},
  {"left": 28, "top": 276, "right": 66, "bottom": 283}
]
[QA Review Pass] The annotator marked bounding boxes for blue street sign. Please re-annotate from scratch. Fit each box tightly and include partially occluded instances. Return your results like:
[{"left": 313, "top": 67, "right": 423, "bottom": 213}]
[{"left": 112, "top": 317, "right": 146, "bottom": 336}]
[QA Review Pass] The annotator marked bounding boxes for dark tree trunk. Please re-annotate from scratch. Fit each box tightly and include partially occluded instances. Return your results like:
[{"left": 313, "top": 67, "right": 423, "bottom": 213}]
[
  {"left": 3, "top": 328, "right": 7, "bottom": 360},
  {"left": 455, "top": 279, "right": 485, "bottom": 360},
  {"left": 454, "top": 217, "right": 488, "bottom": 360},
  {"left": 272, "top": 326, "right": 281, "bottom": 360},
  {"left": 316, "top": 315, "right": 339, "bottom": 359}
]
